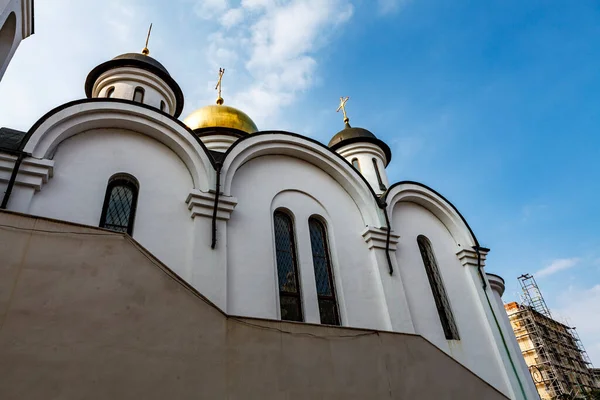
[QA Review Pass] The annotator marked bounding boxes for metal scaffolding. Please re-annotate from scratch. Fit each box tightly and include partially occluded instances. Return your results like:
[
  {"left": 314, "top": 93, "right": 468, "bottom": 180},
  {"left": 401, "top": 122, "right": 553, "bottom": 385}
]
[{"left": 507, "top": 274, "right": 596, "bottom": 399}]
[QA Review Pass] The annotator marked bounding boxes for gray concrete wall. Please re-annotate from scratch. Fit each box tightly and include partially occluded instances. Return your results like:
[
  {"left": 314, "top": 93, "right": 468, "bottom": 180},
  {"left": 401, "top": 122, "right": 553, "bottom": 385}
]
[{"left": 0, "top": 211, "right": 508, "bottom": 399}]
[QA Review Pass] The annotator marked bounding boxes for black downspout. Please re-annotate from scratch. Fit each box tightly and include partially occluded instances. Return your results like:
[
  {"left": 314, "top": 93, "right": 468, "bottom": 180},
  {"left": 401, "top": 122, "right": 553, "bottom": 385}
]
[
  {"left": 211, "top": 162, "right": 222, "bottom": 249},
  {"left": 382, "top": 203, "right": 393, "bottom": 275},
  {"left": 1, "top": 152, "right": 25, "bottom": 210},
  {"left": 473, "top": 245, "right": 489, "bottom": 290}
]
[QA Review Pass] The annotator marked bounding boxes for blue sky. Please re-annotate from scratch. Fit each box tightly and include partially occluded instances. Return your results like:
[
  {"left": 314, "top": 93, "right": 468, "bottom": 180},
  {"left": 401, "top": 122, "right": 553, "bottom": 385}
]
[{"left": 1, "top": 0, "right": 599, "bottom": 363}]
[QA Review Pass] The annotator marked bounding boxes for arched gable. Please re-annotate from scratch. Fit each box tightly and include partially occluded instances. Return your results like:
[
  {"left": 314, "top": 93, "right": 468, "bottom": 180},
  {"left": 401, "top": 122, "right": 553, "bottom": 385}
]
[
  {"left": 22, "top": 99, "right": 214, "bottom": 191},
  {"left": 221, "top": 132, "right": 381, "bottom": 227},
  {"left": 385, "top": 181, "right": 479, "bottom": 248}
]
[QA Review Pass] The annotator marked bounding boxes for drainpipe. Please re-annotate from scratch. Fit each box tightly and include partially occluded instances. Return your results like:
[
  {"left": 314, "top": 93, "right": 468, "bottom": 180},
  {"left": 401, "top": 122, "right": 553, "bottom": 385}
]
[
  {"left": 1, "top": 151, "right": 25, "bottom": 210},
  {"left": 381, "top": 202, "right": 393, "bottom": 275},
  {"left": 211, "top": 162, "right": 222, "bottom": 249},
  {"left": 474, "top": 245, "right": 529, "bottom": 399}
]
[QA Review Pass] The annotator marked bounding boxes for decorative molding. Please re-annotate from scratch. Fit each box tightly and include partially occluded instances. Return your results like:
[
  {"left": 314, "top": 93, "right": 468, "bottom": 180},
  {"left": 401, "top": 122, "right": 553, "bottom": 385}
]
[
  {"left": 0, "top": 154, "right": 54, "bottom": 191},
  {"left": 186, "top": 190, "right": 237, "bottom": 220},
  {"left": 362, "top": 226, "right": 400, "bottom": 251},
  {"left": 456, "top": 248, "right": 488, "bottom": 268},
  {"left": 486, "top": 273, "right": 506, "bottom": 297}
]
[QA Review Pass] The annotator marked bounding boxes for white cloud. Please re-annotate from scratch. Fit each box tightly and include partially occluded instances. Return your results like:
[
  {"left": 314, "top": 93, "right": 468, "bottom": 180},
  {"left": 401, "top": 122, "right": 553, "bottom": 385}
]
[
  {"left": 536, "top": 257, "right": 580, "bottom": 278},
  {"left": 199, "top": 0, "right": 354, "bottom": 128},
  {"left": 378, "top": 0, "right": 409, "bottom": 15},
  {"left": 194, "top": 0, "right": 228, "bottom": 20},
  {"left": 220, "top": 8, "right": 244, "bottom": 28},
  {"left": 553, "top": 284, "right": 600, "bottom": 365}
]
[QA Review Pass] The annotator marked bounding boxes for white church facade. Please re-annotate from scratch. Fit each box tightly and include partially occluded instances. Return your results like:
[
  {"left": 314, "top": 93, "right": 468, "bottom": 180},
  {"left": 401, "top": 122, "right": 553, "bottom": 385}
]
[{"left": 0, "top": 5, "right": 540, "bottom": 399}]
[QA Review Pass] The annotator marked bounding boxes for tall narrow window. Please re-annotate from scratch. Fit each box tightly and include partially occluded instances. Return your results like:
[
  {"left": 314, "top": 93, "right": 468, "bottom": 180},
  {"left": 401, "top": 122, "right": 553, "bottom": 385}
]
[
  {"left": 160, "top": 100, "right": 166, "bottom": 112},
  {"left": 372, "top": 158, "right": 386, "bottom": 191},
  {"left": 133, "top": 87, "right": 145, "bottom": 103},
  {"left": 274, "top": 210, "right": 303, "bottom": 322},
  {"left": 351, "top": 158, "right": 361, "bottom": 172},
  {"left": 309, "top": 217, "right": 340, "bottom": 325},
  {"left": 106, "top": 87, "right": 115, "bottom": 98},
  {"left": 417, "top": 235, "right": 459, "bottom": 340},
  {"left": 99, "top": 174, "right": 139, "bottom": 235}
]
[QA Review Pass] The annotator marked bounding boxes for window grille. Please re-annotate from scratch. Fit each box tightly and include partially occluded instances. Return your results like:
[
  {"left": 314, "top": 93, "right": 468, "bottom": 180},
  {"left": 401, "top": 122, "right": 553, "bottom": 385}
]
[
  {"left": 274, "top": 211, "right": 303, "bottom": 322},
  {"left": 417, "top": 235, "right": 459, "bottom": 340},
  {"left": 309, "top": 217, "right": 340, "bottom": 326},
  {"left": 133, "top": 87, "right": 145, "bottom": 103},
  {"left": 99, "top": 175, "right": 139, "bottom": 235}
]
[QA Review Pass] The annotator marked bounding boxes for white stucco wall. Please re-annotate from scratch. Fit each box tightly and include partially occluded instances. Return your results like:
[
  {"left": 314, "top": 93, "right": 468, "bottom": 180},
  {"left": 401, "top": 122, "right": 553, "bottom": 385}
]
[
  {"left": 227, "top": 155, "right": 391, "bottom": 330},
  {"left": 336, "top": 142, "right": 389, "bottom": 194},
  {"left": 28, "top": 129, "right": 195, "bottom": 276},
  {"left": 392, "top": 201, "right": 511, "bottom": 396},
  {"left": 0, "top": 0, "right": 33, "bottom": 82}
]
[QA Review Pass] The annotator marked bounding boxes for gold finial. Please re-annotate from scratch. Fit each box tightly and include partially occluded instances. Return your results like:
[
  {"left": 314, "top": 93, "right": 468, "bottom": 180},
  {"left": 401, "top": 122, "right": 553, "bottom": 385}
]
[
  {"left": 215, "top": 67, "right": 225, "bottom": 105},
  {"left": 142, "top": 23, "right": 152, "bottom": 56},
  {"left": 337, "top": 96, "right": 350, "bottom": 126}
]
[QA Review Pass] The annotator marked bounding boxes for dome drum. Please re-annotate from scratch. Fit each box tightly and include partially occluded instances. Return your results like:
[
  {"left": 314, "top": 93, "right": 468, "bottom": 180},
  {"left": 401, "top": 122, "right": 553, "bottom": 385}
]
[{"left": 85, "top": 53, "right": 184, "bottom": 117}]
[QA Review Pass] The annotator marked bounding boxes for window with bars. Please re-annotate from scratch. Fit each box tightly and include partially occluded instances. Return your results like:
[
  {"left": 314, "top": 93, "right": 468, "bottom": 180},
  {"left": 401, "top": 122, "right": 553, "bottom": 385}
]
[
  {"left": 308, "top": 217, "right": 340, "bottom": 326},
  {"left": 133, "top": 87, "right": 145, "bottom": 103},
  {"left": 99, "top": 174, "right": 139, "bottom": 235},
  {"left": 273, "top": 210, "right": 303, "bottom": 322},
  {"left": 351, "top": 158, "right": 361, "bottom": 172},
  {"left": 417, "top": 235, "right": 459, "bottom": 340}
]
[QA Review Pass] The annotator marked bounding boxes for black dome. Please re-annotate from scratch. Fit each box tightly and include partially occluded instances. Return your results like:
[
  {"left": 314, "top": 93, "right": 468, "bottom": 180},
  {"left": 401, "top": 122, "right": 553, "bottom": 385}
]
[
  {"left": 112, "top": 53, "right": 170, "bottom": 75},
  {"left": 328, "top": 124, "right": 377, "bottom": 147},
  {"left": 328, "top": 123, "right": 392, "bottom": 165}
]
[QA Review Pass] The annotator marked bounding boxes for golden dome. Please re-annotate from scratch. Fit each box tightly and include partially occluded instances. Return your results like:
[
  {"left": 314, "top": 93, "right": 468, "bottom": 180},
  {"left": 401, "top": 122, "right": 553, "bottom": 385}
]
[{"left": 183, "top": 104, "right": 258, "bottom": 134}]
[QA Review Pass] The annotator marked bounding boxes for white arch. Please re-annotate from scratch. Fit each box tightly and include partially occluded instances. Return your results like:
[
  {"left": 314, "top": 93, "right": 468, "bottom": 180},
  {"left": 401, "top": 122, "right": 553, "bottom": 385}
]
[
  {"left": 221, "top": 134, "right": 381, "bottom": 227},
  {"left": 386, "top": 182, "right": 477, "bottom": 248},
  {"left": 23, "top": 101, "right": 214, "bottom": 191}
]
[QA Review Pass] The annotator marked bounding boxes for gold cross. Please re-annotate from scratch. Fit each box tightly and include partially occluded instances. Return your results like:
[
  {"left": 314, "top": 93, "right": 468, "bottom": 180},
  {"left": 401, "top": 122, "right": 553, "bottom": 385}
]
[
  {"left": 142, "top": 23, "right": 152, "bottom": 56},
  {"left": 337, "top": 96, "right": 350, "bottom": 124},
  {"left": 215, "top": 68, "right": 225, "bottom": 105}
]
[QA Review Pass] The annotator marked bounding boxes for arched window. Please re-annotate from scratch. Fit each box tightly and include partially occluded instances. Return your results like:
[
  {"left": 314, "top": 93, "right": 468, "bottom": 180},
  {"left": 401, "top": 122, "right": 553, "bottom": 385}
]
[
  {"left": 106, "top": 87, "right": 115, "bottom": 98},
  {"left": 99, "top": 174, "right": 139, "bottom": 235},
  {"left": 309, "top": 217, "right": 340, "bottom": 325},
  {"left": 133, "top": 87, "right": 145, "bottom": 103},
  {"left": 417, "top": 235, "right": 459, "bottom": 340},
  {"left": 273, "top": 210, "right": 303, "bottom": 322},
  {"left": 351, "top": 158, "right": 361, "bottom": 172},
  {"left": 372, "top": 158, "right": 386, "bottom": 191},
  {"left": 160, "top": 100, "right": 166, "bottom": 112}
]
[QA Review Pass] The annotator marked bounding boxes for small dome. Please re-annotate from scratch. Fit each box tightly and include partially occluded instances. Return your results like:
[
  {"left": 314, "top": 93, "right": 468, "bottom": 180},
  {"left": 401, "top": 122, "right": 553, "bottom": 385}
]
[
  {"left": 184, "top": 104, "right": 258, "bottom": 134},
  {"left": 111, "top": 53, "right": 170, "bottom": 75},
  {"left": 328, "top": 124, "right": 377, "bottom": 147},
  {"left": 328, "top": 123, "right": 392, "bottom": 166}
]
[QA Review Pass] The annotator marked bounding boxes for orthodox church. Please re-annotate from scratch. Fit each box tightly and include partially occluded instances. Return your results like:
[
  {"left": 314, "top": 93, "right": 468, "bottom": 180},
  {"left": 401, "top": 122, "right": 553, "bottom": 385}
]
[{"left": 0, "top": 5, "right": 540, "bottom": 399}]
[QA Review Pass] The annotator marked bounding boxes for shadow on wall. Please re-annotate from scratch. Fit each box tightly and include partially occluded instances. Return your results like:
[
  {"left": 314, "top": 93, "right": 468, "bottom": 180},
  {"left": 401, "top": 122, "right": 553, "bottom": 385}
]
[
  {"left": 0, "top": 210, "right": 509, "bottom": 399},
  {"left": 0, "top": 12, "right": 16, "bottom": 77}
]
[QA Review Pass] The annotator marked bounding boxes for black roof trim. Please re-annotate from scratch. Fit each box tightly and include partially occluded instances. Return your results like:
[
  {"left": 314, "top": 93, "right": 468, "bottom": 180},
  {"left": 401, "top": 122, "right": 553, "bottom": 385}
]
[
  {"left": 222, "top": 130, "right": 382, "bottom": 205},
  {"left": 382, "top": 180, "right": 480, "bottom": 247},
  {"left": 193, "top": 126, "right": 249, "bottom": 138},
  {"left": 84, "top": 57, "right": 184, "bottom": 118},
  {"left": 21, "top": 98, "right": 216, "bottom": 168},
  {"left": 330, "top": 136, "right": 392, "bottom": 167},
  {"left": 0, "top": 127, "right": 28, "bottom": 152}
]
